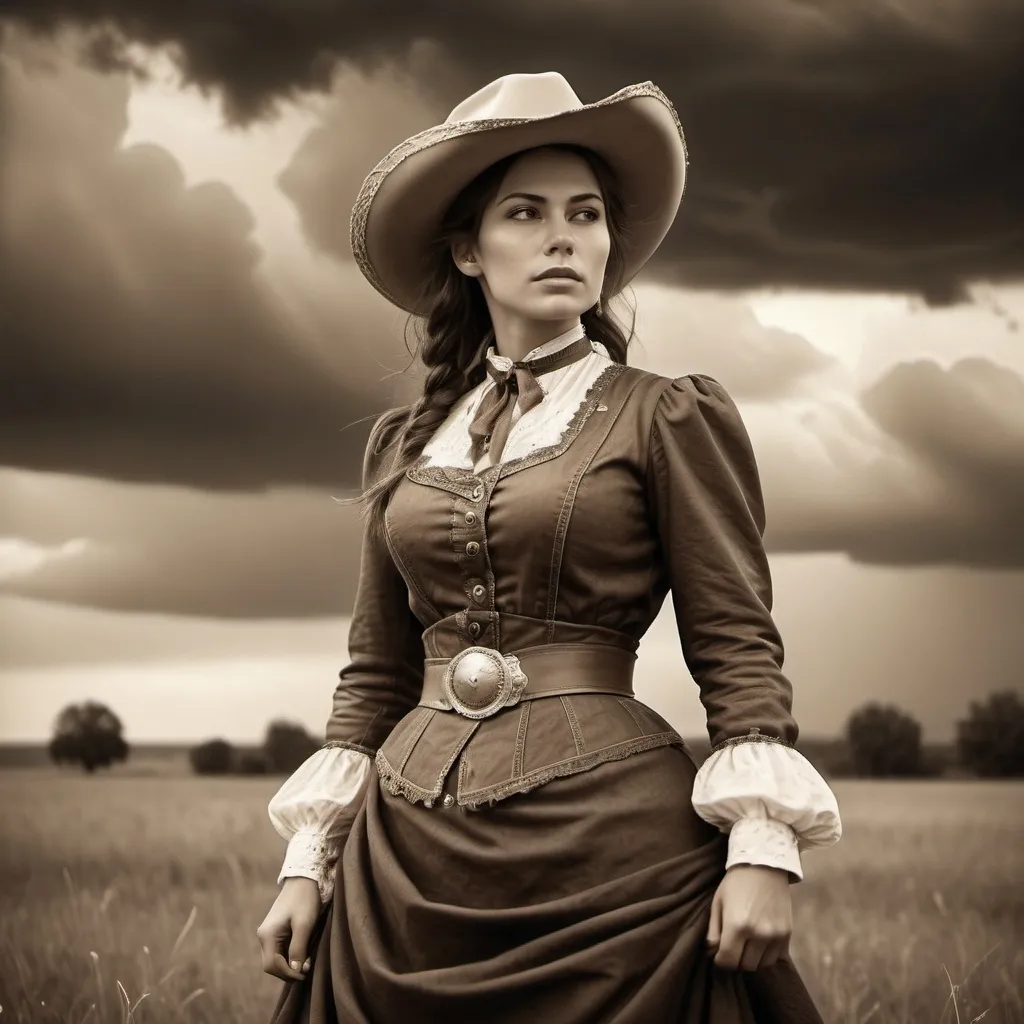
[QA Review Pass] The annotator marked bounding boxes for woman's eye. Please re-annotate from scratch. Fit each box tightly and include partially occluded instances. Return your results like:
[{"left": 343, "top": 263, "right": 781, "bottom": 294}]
[{"left": 509, "top": 207, "right": 600, "bottom": 222}]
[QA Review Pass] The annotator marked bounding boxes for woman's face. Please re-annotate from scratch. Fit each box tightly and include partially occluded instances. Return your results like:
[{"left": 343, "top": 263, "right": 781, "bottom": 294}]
[{"left": 454, "top": 148, "right": 611, "bottom": 323}]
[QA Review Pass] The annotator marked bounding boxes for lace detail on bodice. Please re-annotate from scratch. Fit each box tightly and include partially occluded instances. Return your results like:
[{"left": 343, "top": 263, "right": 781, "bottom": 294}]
[{"left": 421, "top": 339, "right": 612, "bottom": 471}]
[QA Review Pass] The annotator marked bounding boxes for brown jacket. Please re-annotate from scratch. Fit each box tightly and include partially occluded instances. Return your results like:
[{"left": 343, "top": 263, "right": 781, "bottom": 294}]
[{"left": 325, "top": 364, "right": 798, "bottom": 809}]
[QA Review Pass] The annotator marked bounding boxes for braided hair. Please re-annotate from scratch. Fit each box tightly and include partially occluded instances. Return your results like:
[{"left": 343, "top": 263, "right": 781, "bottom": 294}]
[{"left": 353, "top": 143, "right": 636, "bottom": 545}]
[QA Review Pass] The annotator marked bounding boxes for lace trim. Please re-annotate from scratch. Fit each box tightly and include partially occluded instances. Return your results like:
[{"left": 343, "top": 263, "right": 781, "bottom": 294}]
[
  {"left": 375, "top": 717, "right": 481, "bottom": 807},
  {"left": 709, "top": 727, "right": 797, "bottom": 755},
  {"left": 726, "top": 817, "right": 802, "bottom": 880},
  {"left": 278, "top": 830, "right": 337, "bottom": 905},
  {"left": 350, "top": 81, "right": 688, "bottom": 313},
  {"left": 405, "top": 362, "right": 625, "bottom": 496}
]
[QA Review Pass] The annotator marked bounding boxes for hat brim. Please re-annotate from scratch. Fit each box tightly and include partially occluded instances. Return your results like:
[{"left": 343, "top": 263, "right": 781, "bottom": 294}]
[{"left": 350, "top": 81, "right": 688, "bottom": 315}]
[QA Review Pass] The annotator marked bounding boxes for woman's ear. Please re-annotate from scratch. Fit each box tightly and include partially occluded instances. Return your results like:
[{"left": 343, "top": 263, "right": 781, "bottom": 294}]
[{"left": 451, "top": 240, "right": 482, "bottom": 278}]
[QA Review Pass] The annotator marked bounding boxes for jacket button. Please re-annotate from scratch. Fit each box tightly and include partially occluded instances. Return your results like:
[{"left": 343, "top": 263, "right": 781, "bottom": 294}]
[
  {"left": 468, "top": 621, "right": 482, "bottom": 638},
  {"left": 464, "top": 511, "right": 477, "bottom": 525},
  {"left": 465, "top": 541, "right": 480, "bottom": 556},
  {"left": 471, "top": 485, "right": 483, "bottom": 501},
  {"left": 471, "top": 584, "right": 486, "bottom": 602},
  {"left": 442, "top": 794, "right": 455, "bottom": 809}
]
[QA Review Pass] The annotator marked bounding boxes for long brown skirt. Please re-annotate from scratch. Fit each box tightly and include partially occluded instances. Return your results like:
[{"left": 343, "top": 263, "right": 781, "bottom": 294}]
[{"left": 269, "top": 744, "right": 824, "bottom": 1023}]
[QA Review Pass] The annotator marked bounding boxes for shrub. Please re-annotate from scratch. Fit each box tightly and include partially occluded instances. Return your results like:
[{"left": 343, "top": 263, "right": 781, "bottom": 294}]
[
  {"left": 188, "top": 738, "right": 236, "bottom": 775},
  {"left": 48, "top": 701, "right": 129, "bottom": 773},
  {"left": 956, "top": 690, "right": 1024, "bottom": 777},
  {"left": 844, "top": 703, "right": 924, "bottom": 778}
]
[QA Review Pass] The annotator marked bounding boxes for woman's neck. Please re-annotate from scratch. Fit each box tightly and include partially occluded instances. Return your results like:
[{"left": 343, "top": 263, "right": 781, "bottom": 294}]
[{"left": 489, "top": 314, "right": 582, "bottom": 363}]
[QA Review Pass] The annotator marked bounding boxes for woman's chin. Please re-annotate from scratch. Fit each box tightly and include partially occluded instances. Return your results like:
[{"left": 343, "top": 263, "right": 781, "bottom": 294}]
[{"left": 516, "top": 300, "right": 591, "bottom": 322}]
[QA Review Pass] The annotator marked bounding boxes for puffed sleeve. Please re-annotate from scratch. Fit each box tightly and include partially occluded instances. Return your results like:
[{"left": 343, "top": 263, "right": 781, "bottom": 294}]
[
  {"left": 269, "top": 406, "right": 427, "bottom": 902},
  {"left": 267, "top": 745, "right": 372, "bottom": 904},
  {"left": 647, "top": 374, "right": 841, "bottom": 881},
  {"left": 325, "top": 405, "right": 427, "bottom": 753}
]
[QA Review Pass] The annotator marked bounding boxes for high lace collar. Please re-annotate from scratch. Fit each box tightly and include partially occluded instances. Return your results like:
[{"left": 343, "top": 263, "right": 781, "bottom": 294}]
[{"left": 484, "top": 322, "right": 587, "bottom": 374}]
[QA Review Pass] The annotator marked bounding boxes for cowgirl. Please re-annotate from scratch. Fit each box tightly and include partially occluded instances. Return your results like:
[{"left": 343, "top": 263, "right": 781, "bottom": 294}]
[{"left": 258, "top": 72, "right": 842, "bottom": 1023}]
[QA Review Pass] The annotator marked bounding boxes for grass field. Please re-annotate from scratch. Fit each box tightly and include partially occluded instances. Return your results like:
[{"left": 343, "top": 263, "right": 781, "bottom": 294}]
[{"left": 0, "top": 766, "right": 1021, "bottom": 1023}]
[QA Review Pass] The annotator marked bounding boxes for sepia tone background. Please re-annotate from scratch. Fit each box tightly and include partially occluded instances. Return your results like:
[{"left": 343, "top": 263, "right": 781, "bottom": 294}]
[{"left": 0, "top": 3, "right": 1022, "bottom": 1022}]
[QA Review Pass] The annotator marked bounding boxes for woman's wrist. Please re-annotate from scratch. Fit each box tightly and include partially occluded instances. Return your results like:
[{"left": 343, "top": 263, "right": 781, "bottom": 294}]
[{"left": 281, "top": 875, "right": 320, "bottom": 890}]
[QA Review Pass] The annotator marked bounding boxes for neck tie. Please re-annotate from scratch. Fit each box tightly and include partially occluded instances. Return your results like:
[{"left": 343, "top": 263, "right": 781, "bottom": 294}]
[{"left": 467, "top": 335, "right": 594, "bottom": 465}]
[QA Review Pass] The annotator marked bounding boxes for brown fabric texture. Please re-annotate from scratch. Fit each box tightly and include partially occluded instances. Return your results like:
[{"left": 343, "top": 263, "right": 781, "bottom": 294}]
[
  {"left": 268, "top": 746, "right": 823, "bottom": 1023},
  {"left": 285, "top": 364, "right": 826, "bottom": 1020},
  {"left": 325, "top": 368, "right": 799, "bottom": 808}
]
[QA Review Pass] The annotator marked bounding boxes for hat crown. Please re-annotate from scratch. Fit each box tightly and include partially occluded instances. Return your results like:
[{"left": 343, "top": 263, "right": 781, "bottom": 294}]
[{"left": 445, "top": 72, "right": 584, "bottom": 125}]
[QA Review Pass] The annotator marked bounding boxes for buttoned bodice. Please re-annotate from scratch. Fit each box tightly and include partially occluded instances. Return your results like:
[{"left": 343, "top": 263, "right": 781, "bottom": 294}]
[
  {"left": 331, "top": 355, "right": 805, "bottom": 810},
  {"left": 268, "top": 339, "right": 842, "bottom": 900}
]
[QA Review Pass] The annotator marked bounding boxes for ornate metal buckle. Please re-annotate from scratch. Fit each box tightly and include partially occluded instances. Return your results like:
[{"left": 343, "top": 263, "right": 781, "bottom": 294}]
[{"left": 442, "top": 646, "right": 529, "bottom": 719}]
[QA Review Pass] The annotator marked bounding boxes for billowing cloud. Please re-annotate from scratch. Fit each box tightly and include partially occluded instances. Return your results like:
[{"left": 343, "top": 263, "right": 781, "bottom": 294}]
[
  {"left": 4, "top": 0, "right": 1022, "bottom": 301},
  {"left": 0, "top": 468, "right": 366, "bottom": 617},
  {"left": 3, "top": 356, "right": 1022, "bottom": 626},
  {"left": 750, "top": 356, "right": 1024, "bottom": 567},
  {"left": 0, "top": 30, "right": 402, "bottom": 491},
  {"left": 625, "top": 286, "right": 837, "bottom": 400}
]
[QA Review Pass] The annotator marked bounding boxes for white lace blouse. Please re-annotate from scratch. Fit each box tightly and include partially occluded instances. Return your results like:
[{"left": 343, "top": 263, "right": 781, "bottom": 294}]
[{"left": 269, "top": 322, "right": 842, "bottom": 903}]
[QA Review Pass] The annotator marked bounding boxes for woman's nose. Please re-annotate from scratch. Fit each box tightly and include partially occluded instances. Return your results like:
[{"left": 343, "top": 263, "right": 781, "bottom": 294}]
[{"left": 546, "top": 234, "right": 575, "bottom": 256}]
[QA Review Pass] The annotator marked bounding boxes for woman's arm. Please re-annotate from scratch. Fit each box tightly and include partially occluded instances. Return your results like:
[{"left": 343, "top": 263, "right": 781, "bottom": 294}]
[
  {"left": 646, "top": 374, "right": 841, "bottom": 881},
  {"left": 267, "top": 745, "right": 372, "bottom": 904},
  {"left": 267, "top": 406, "right": 426, "bottom": 903}
]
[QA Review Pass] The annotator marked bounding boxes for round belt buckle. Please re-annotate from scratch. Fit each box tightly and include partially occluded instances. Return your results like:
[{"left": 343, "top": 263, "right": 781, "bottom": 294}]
[{"left": 443, "top": 646, "right": 528, "bottom": 719}]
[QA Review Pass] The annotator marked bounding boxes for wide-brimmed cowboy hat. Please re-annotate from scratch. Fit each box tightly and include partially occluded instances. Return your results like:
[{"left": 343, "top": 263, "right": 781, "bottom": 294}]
[{"left": 350, "top": 72, "right": 688, "bottom": 315}]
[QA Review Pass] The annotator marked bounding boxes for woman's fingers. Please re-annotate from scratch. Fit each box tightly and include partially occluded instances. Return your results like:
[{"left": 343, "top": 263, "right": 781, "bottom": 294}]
[
  {"left": 764, "top": 935, "right": 792, "bottom": 969},
  {"left": 705, "top": 887, "right": 723, "bottom": 952},
  {"left": 256, "top": 923, "right": 307, "bottom": 982},
  {"left": 712, "top": 922, "right": 744, "bottom": 970},
  {"left": 738, "top": 936, "right": 770, "bottom": 973},
  {"left": 265, "top": 950, "right": 307, "bottom": 982},
  {"left": 714, "top": 921, "right": 792, "bottom": 972}
]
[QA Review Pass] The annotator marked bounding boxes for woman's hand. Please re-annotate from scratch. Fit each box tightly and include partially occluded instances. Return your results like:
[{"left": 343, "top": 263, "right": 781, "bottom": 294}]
[
  {"left": 706, "top": 864, "right": 793, "bottom": 972},
  {"left": 256, "top": 877, "right": 323, "bottom": 982}
]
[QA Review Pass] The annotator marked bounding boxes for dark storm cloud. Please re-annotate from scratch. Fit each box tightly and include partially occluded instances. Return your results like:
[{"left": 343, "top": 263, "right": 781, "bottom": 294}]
[
  {"left": 0, "top": 33, "right": 396, "bottom": 492},
  {"left": 855, "top": 356, "right": 1024, "bottom": 565},
  {"left": 756, "top": 355, "right": 1024, "bottom": 568},
  {"left": 4, "top": 0, "right": 1023, "bottom": 301},
  {"left": 0, "top": 472, "right": 367, "bottom": 618}
]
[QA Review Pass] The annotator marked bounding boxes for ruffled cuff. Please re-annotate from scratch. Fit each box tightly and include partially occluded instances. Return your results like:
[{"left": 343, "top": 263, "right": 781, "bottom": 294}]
[
  {"left": 278, "top": 830, "right": 338, "bottom": 904},
  {"left": 691, "top": 733, "right": 842, "bottom": 882},
  {"left": 267, "top": 745, "right": 372, "bottom": 904}
]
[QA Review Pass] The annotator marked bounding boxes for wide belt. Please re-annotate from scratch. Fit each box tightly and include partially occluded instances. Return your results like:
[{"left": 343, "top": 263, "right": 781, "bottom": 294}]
[{"left": 419, "top": 643, "right": 636, "bottom": 720}]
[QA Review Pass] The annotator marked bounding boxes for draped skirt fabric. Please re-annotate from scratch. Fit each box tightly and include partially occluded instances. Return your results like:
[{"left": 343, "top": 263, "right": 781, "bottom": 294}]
[{"left": 269, "top": 745, "right": 823, "bottom": 1024}]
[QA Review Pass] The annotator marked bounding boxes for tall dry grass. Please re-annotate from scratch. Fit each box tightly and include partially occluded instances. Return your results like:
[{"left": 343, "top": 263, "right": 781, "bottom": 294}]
[{"left": 0, "top": 769, "right": 1020, "bottom": 1023}]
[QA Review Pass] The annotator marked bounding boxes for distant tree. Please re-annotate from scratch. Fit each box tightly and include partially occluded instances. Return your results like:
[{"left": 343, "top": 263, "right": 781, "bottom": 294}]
[
  {"left": 189, "top": 738, "right": 236, "bottom": 775},
  {"left": 48, "top": 701, "right": 129, "bottom": 774},
  {"left": 956, "top": 691, "right": 1024, "bottom": 778},
  {"left": 263, "top": 720, "right": 319, "bottom": 774},
  {"left": 845, "top": 703, "right": 924, "bottom": 778},
  {"left": 237, "top": 750, "right": 270, "bottom": 775}
]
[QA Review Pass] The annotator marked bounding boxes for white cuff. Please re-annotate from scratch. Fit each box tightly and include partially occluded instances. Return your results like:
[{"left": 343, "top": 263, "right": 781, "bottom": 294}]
[
  {"left": 726, "top": 816, "right": 802, "bottom": 880},
  {"left": 267, "top": 745, "right": 372, "bottom": 905},
  {"left": 277, "top": 829, "right": 338, "bottom": 905},
  {"left": 691, "top": 736, "right": 842, "bottom": 878}
]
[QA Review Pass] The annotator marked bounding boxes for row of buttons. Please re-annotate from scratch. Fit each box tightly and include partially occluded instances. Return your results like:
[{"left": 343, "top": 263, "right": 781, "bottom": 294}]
[{"left": 463, "top": 490, "right": 486, "bottom": 639}]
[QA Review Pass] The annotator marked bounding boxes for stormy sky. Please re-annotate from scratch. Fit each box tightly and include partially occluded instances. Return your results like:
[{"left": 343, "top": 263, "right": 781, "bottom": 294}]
[{"left": 1, "top": 1, "right": 1023, "bottom": 743}]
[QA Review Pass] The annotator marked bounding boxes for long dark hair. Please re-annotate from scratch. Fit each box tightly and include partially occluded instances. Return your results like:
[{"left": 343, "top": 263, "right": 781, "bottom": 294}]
[{"left": 352, "top": 143, "right": 637, "bottom": 543}]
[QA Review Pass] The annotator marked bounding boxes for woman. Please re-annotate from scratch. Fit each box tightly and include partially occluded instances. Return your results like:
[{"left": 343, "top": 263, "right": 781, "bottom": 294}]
[{"left": 257, "top": 72, "right": 842, "bottom": 1023}]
